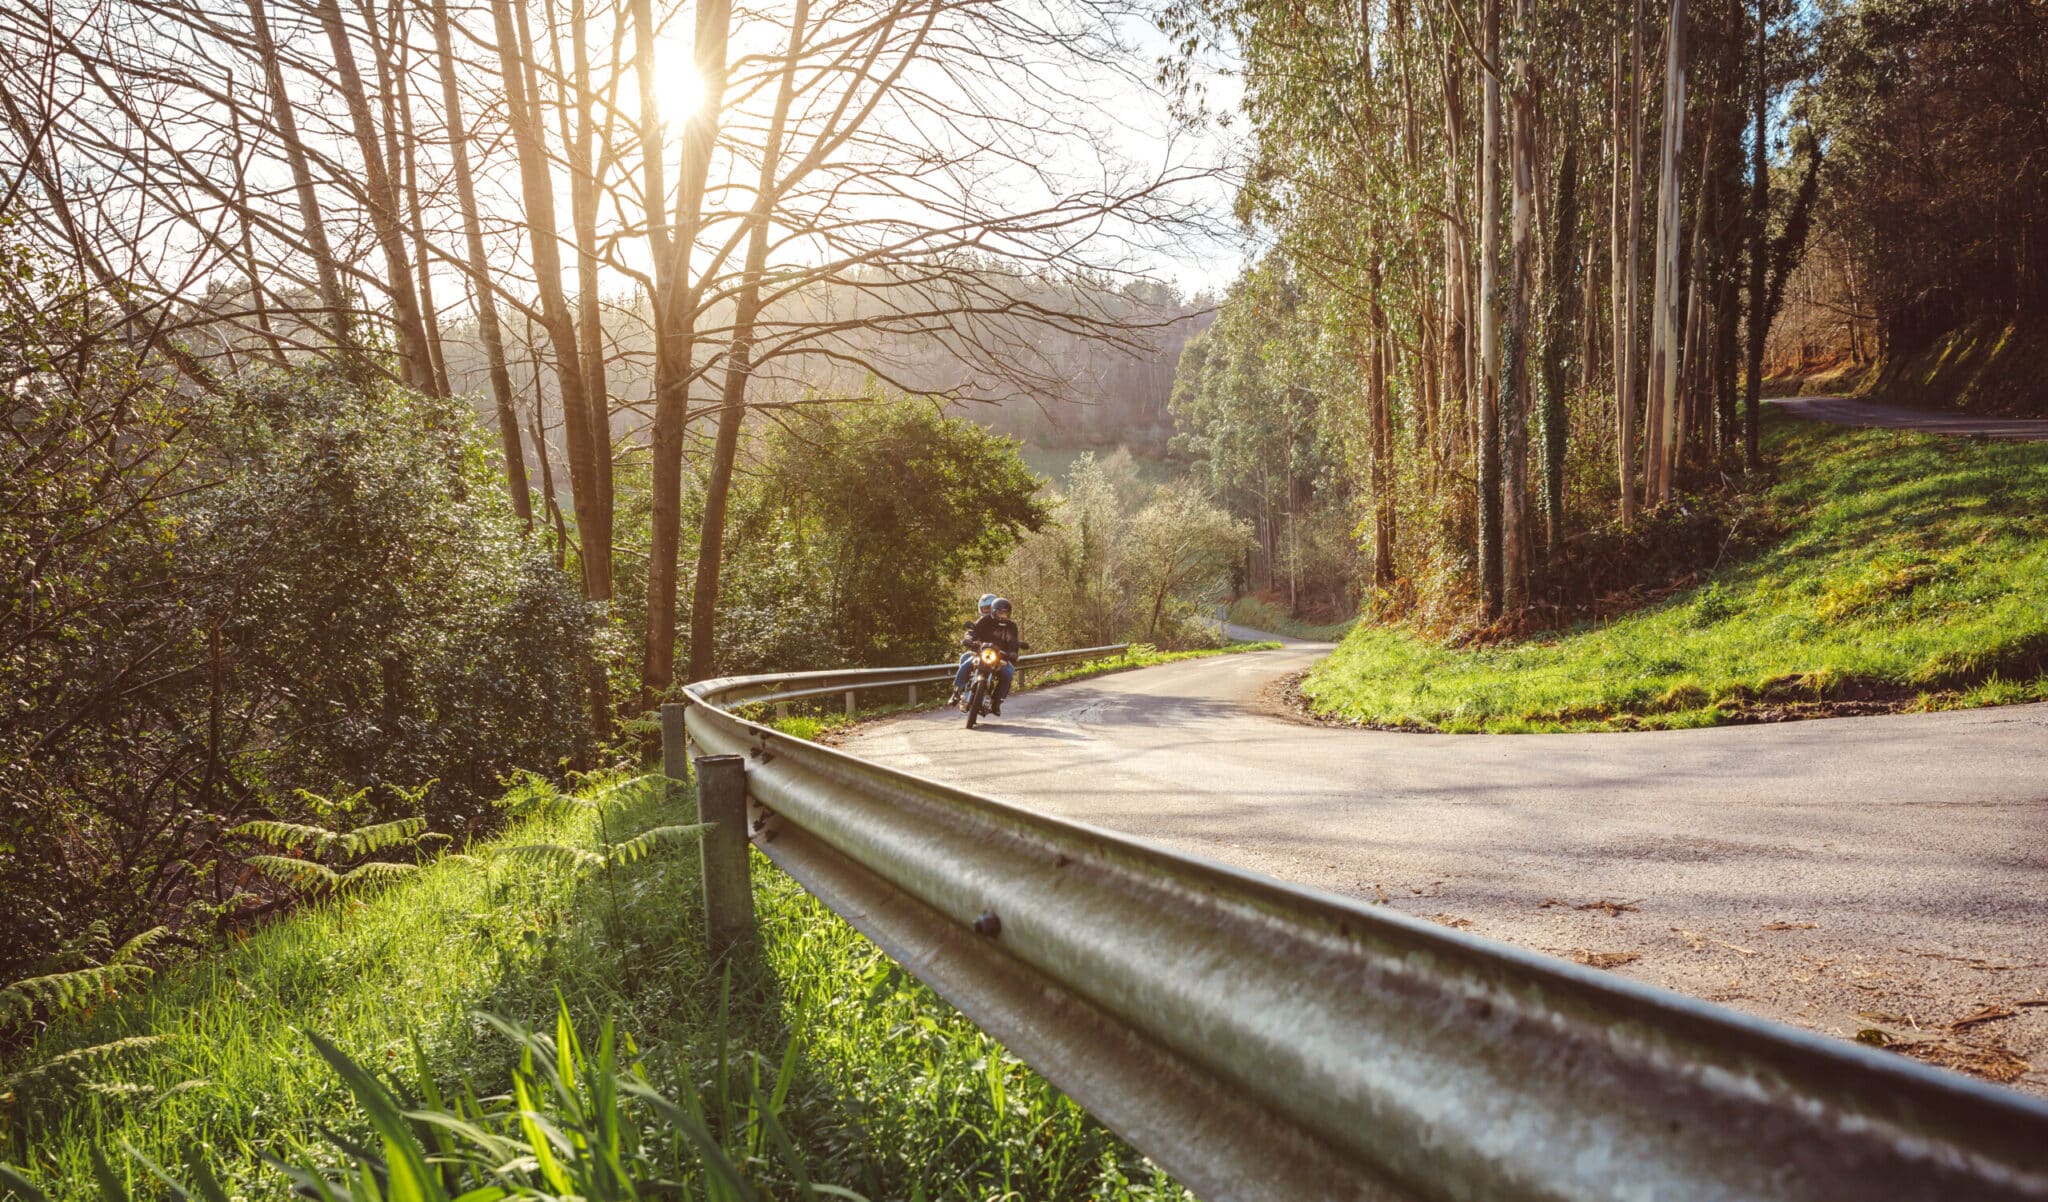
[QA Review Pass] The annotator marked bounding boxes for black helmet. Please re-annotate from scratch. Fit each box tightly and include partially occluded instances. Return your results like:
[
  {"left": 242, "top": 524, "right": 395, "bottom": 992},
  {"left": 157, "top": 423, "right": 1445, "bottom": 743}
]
[{"left": 993, "top": 597, "right": 1012, "bottom": 614}]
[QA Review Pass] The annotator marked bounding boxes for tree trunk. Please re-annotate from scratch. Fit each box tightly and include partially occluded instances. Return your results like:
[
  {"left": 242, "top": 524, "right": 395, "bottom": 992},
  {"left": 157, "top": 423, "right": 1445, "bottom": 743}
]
[
  {"left": 224, "top": 88, "right": 285, "bottom": 366},
  {"left": 245, "top": 0, "right": 351, "bottom": 350},
  {"left": 1441, "top": 46, "right": 1470, "bottom": 467},
  {"left": 687, "top": 0, "right": 807, "bottom": 683},
  {"left": 1619, "top": 0, "right": 1648, "bottom": 522},
  {"left": 641, "top": 0, "right": 729, "bottom": 704},
  {"left": 1501, "top": 81, "right": 1536, "bottom": 613},
  {"left": 430, "top": 0, "right": 529, "bottom": 524},
  {"left": 1646, "top": 0, "right": 1688, "bottom": 504},
  {"left": 1370, "top": 294, "right": 1396, "bottom": 590},
  {"left": 1476, "top": 0, "right": 1504, "bottom": 619},
  {"left": 492, "top": 0, "right": 608, "bottom": 612},
  {"left": 391, "top": 25, "right": 451, "bottom": 398},
  {"left": 1540, "top": 139, "right": 1583, "bottom": 572},
  {"left": 1742, "top": 0, "right": 1768, "bottom": 470},
  {"left": 1676, "top": 122, "right": 1714, "bottom": 472},
  {"left": 525, "top": 325, "right": 570, "bottom": 568},
  {"left": 312, "top": 0, "right": 433, "bottom": 390},
  {"left": 560, "top": 0, "right": 614, "bottom": 570}
]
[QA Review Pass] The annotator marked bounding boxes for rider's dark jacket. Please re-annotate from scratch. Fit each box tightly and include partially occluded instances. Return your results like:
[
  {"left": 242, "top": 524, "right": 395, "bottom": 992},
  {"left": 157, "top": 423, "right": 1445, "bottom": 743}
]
[{"left": 963, "top": 614, "right": 1021, "bottom": 660}]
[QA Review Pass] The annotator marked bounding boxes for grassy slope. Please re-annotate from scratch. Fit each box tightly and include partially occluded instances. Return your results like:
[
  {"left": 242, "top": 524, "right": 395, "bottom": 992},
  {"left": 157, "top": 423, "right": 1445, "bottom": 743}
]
[
  {"left": 8, "top": 775, "right": 1188, "bottom": 1200},
  {"left": 1868, "top": 316, "right": 2048, "bottom": 418},
  {"left": 1305, "top": 415, "right": 2048, "bottom": 732}
]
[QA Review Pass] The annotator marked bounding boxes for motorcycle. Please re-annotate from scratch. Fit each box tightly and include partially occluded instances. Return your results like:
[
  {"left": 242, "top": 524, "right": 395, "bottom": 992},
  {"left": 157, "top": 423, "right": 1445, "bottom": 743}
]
[{"left": 960, "top": 640, "right": 1026, "bottom": 728}]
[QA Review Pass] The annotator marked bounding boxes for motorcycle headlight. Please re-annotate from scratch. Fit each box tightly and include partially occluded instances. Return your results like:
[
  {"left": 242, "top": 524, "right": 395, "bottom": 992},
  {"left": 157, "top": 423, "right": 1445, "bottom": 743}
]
[{"left": 979, "top": 647, "right": 1001, "bottom": 666}]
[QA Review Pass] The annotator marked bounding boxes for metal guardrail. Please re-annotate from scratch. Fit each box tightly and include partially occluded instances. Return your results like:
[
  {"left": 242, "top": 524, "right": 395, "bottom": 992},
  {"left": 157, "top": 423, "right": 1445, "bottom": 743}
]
[
  {"left": 708, "top": 643, "right": 1130, "bottom": 712},
  {"left": 675, "top": 649, "right": 2048, "bottom": 1202}
]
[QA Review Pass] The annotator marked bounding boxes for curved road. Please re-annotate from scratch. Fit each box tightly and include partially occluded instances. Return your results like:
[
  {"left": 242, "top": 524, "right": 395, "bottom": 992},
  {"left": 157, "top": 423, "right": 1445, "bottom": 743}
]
[
  {"left": 844, "top": 634, "right": 2048, "bottom": 1091},
  {"left": 1768, "top": 394, "right": 2048, "bottom": 440}
]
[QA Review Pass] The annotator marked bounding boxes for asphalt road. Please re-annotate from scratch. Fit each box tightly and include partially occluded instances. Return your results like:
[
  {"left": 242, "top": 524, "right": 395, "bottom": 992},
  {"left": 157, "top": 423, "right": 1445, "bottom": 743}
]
[
  {"left": 843, "top": 634, "right": 2048, "bottom": 1092},
  {"left": 1768, "top": 394, "right": 2048, "bottom": 440}
]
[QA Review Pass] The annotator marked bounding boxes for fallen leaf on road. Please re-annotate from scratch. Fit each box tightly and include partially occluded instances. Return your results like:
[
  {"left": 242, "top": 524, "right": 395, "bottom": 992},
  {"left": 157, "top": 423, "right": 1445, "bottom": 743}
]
[
  {"left": 1905, "top": 950, "right": 2048, "bottom": 972},
  {"left": 1427, "top": 913, "right": 1473, "bottom": 930},
  {"left": 1949, "top": 1004, "right": 2017, "bottom": 1032},
  {"left": 1762, "top": 921, "right": 1818, "bottom": 931},
  {"left": 1538, "top": 897, "right": 1641, "bottom": 915},
  {"left": 1571, "top": 950, "right": 1640, "bottom": 969},
  {"left": 1580, "top": 898, "right": 1641, "bottom": 915},
  {"left": 1855, "top": 1028, "right": 1896, "bottom": 1047},
  {"left": 1890, "top": 1038, "right": 2031, "bottom": 1085},
  {"left": 1857, "top": 1010, "right": 1919, "bottom": 1028}
]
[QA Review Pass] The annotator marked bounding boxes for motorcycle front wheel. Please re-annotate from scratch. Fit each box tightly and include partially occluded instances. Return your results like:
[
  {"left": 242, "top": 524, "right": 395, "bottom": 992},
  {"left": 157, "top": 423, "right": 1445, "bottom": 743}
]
[{"left": 965, "top": 676, "right": 987, "bottom": 729}]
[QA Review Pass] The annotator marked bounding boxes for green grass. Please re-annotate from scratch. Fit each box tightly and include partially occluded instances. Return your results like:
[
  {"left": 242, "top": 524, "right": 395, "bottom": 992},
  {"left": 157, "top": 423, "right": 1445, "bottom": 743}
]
[
  {"left": 1303, "top": 415, "right": 2048, "bottom": 732},
  {"left": 4, "top": 770, "right": 1189, "bottom": 1200},
  {"left": 1867, "top": 315, "right": 2048, "bottom": 418},
  {"left": 1225, "top": 596, "right": 1359, "bottom": 642}
]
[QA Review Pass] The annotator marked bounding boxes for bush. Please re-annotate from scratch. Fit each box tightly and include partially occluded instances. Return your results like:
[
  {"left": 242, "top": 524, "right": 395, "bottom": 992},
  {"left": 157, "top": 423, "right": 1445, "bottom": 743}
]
[
  {"left": 0, "top": 243, "right": 594, "bottom": 981},
  {"left": 987, "top": 455, "right": 1250, "bottom": 651},
  {"left": 180, "top": 368, "right": 597, "bottom": 827},
  {"left": 702, "top": 401, "right": 1049, "bottom": 674}
]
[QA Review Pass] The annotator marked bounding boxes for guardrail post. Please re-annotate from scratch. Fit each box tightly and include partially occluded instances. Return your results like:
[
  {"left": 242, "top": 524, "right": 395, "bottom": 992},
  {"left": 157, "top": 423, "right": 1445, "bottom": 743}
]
[
  {"left": 659, "top": 701, "right": 689, "bottom": 789},
  {"left": 774, "top": 702, "right": 789, "bottom": 723},
  {"left": 908, "top": 683, "right": 917, "bottom": 705},
  {"left": 845, "top": 690, "right": 856, "bottom": 718},
  {"left": 692, "top": 753, "right": 756, "bottom": 958}
]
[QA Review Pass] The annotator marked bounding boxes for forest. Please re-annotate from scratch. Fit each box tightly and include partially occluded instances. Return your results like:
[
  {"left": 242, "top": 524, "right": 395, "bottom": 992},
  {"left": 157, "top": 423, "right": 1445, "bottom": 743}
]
[
  {"left": 3, "top": 0, "right": 2046, "bottom": 1191},
  {"left": 0, "top": 0, "right": 1252, "bottom": 1003},
  {"left": 1163, "top": 0, "right": 2045, "bottom": 631}
]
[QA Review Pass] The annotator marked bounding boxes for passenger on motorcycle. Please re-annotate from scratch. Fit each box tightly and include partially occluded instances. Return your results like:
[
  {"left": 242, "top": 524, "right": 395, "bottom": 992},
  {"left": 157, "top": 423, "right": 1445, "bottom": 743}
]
[
  {"left": 950, "top": 594, "right": 997, "bottom": 705},
  {"left": 959, "top": 597, "right": 1020, "bottom": 715}
]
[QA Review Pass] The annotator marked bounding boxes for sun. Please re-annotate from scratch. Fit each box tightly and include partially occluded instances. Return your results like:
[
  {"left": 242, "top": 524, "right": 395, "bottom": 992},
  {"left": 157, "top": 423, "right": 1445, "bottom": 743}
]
[{"left": 659, "top": 61, "right": 706, "bottom": 120}]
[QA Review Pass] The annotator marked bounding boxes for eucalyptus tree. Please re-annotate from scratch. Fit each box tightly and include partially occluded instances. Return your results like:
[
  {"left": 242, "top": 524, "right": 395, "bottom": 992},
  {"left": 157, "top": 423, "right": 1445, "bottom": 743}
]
[{"left": 1164, "top": 0, "right": 1816, "bottom": 625}]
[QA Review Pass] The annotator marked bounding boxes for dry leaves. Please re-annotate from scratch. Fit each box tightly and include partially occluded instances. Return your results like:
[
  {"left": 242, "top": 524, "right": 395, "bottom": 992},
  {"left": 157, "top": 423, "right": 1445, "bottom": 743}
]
[
  {"left": 1949, "top": 1004, "right": 2017, "bottom": 1033},
  {"left": 1571, "top": 949, "right": 1641, "bottom": 970},
  {"left": 1427, "top": 913, "right": 1474, "bottom": 930},
  {"left": 1893, "top": 1039, "right": 2032, "bottom": 1084},
  {"left": 1540, "top": 897, "right": 1641, "bottom": 916},
  {"left": 1853, "top": 1004, "right": 2040, "bottom": 1084},
  {"left": 1762, "top": 920, "right": 1817, "bottom": 931}
]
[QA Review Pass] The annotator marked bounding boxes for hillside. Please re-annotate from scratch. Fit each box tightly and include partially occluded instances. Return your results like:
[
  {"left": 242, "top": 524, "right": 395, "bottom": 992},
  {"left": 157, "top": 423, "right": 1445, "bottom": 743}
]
[{"left": 1303, "top": 414, "right": 2048, "bottom": 732}]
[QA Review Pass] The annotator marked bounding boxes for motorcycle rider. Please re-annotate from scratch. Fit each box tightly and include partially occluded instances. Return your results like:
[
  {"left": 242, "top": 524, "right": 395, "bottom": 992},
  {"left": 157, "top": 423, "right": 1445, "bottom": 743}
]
[
  {"left": 960, "top": 597, "right": 1021, "bottom": 716},
  {"left": 950, "top": 594, "right": 997, "bottom": 706}
]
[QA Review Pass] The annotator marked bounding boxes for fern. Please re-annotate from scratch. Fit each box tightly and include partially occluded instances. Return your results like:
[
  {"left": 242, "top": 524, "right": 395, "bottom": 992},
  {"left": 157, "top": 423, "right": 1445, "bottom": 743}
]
[
  {"left": 492, "top": 843, "right": 607, "bottom": 872},
  {"left": 242, "top": 855, "right": 344, "bottom": 893},
  {"left": 235, "top": 794, "right": 451, "bottom": 918},
  {"left": 336, "top": 816, "right": 427, "bottom": 858},
  {"left": 0, "top": 928, "right": 167, "bottom": 1030},
  {"left": 502, "top": 772, "right": 676, "bottom": 821},
  {"left": 1, "top": 1035, "right": 168, "bottom": 1123},
  {"left": 334, "top": 860, "right": 420, "bottom": 890},
  {"left": 1, "top": 927, "right": 172, "bottom": 1130},
  {"left": 228, "top": 820, "right": 345, "bottom": 858},
  {"left": 610, "top": 825, "right": 706, "bottom": 866},
  {"left": 494, "top": 825, "right": 704, "bottom": 873},
  {"left": 492, "top": 776, "right": 704, "bottom": 946}
]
